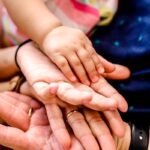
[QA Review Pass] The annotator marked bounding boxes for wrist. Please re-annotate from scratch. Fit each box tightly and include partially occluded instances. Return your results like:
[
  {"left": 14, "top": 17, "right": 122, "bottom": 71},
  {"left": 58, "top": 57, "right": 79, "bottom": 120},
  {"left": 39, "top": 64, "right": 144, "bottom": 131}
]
[
  {"left": 39, "top": 23, "right": 63, "bottom": 51},
  {"left": 15, "top": 39, "right": 33, "bottom": 70},
  {"left": 39, "top": 20, "right": 62, "bottom": 48}
]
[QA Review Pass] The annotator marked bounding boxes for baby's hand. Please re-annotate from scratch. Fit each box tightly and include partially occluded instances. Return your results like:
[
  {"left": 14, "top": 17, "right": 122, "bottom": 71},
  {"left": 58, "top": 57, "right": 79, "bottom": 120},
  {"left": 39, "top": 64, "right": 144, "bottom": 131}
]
[{"left": 42, "top": 26, "right": 104, "bottom": 85}]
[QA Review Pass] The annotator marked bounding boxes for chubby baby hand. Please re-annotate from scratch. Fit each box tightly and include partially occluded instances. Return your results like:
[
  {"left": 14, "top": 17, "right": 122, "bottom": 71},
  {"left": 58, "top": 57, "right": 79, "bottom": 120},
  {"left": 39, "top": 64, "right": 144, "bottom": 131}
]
[{"left": 42, "top": 26, "right": 104, "bottom": 85}]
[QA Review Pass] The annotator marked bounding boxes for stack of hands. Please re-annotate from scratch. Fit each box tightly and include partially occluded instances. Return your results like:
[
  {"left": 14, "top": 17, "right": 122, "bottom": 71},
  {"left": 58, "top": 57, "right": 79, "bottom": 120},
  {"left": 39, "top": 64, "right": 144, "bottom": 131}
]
[{"left": 0, "top": 40, "right": 132, "bottom": 150}]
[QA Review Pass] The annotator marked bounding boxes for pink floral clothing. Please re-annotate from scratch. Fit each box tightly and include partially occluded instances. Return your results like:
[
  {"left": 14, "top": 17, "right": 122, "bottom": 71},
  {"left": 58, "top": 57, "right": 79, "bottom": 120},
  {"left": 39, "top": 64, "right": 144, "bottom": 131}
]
[{"left": 0, "top": 0, "right": 118, "bottom": 47}]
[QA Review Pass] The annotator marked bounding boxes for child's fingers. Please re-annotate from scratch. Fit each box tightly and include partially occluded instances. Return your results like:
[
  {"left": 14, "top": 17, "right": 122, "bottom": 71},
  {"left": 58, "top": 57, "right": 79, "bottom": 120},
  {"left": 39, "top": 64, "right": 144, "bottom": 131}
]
[
  {"left": 98, "top": 55, "right": 115, "bottom": 73},
  {"left": 67, "top": 53, "right": 90, "bottom": 85},
  {"left": 51, "top": 55, "right": 77, "bottom": 82},
  {"left": 88, "top": 47, "right": 104, "bottom": 73},
  {"left": 76, "top": 48, "right": 99, "bottom": 83},
  {"left": 85, "top": 38, "right": 104, "bottom": 73}
]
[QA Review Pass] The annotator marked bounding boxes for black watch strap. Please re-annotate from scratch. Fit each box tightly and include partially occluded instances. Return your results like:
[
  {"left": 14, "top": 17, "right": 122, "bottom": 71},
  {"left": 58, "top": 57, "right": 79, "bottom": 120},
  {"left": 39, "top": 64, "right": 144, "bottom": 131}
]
[{"left": 129, "top": 123, "right": 149, "bottom": 150}]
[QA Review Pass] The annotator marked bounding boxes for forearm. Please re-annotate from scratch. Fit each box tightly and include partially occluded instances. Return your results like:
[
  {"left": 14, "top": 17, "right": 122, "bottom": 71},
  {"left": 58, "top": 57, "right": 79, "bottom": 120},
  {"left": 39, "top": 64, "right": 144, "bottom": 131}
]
[
  {"left": 0, "top": 46, "right": 19, "bottom": 80},
  {"left": 2, "top": 0, "right": 61, "bottom": 45}
]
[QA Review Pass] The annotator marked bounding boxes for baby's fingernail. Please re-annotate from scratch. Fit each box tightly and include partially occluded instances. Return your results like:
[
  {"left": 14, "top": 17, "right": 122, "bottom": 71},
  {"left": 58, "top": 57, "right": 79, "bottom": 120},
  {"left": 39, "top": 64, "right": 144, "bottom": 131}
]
[{"left": 98, "top": 67, "right": 105, "bottom": 74}]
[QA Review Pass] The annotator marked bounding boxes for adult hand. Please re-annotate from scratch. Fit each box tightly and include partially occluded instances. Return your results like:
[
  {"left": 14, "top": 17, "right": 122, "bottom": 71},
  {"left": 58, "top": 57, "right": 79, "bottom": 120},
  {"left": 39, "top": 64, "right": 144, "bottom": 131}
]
[
  {"left": 0, "top": 91, "right": 40, "bottom": 131},
  {"left": 90, "top": 63, "right": 130, "bottom": 137},
  {"left": 0, "top": 99, "right": 84, "bottom": 150},
  {"left": 20, "top": 81, "right": 125, "bottom": 149},
  {"left": 17, "top": 42, "right": 128, "bottom": 112}
]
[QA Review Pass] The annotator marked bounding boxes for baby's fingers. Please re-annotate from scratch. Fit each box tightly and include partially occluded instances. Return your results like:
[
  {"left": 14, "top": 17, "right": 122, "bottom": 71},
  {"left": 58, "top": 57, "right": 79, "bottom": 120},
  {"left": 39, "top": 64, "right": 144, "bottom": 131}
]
[
  {"left": 76, "top": 49, "right": 100, "bottom": 83},
  {"left": 67, "top": 53, "right": 90, "bottom": 85},
  {"left": 85, "top": 38, "right": 104, "bottom": 74},
  {"left": 50, "top": 55, "right": 77, "bottom": 82}
]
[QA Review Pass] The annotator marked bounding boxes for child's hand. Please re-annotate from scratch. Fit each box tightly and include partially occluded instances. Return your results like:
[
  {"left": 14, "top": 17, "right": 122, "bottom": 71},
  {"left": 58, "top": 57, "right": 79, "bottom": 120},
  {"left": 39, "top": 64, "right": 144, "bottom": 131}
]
[{"left": 42, "top": 26, "right": 104, "bottom": 85}]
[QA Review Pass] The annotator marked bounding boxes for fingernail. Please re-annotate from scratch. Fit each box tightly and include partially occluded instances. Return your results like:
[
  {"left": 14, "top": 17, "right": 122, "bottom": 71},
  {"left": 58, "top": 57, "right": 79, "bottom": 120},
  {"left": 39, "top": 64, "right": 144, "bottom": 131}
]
[{"left": 98, "top": 67, "right": 105, "bottom": 74}]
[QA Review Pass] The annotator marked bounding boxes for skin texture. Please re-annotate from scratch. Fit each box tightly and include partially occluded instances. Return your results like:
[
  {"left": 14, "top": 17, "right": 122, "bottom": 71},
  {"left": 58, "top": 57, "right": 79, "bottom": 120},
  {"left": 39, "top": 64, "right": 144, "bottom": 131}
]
[
  {"left": 42, "top": 26, "right": 104, "bottom": 84},
  {"left": 0, "top": 92, "right": 148, "bottom": 150},
  {"left": 1, "top": 0, "right": 114, "bottom": 85},
  {"left": 16, "top": 42, "right": 130, "bottom": 149},
  {"left": 0, "top": 46, "right": 19, "bottom": 80},
  {"left": 0, "top": 41, "right": 130, "bottom": 150}
]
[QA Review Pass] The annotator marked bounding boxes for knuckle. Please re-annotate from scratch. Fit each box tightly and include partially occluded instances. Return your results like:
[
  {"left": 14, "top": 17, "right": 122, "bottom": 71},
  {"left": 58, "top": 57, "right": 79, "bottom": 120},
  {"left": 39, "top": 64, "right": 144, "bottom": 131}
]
[
  {"left": 87, "top": 114, "right": 103, "bottom": 124},
  {"left": 73, "top": 59, "right": 81, "bottom": 66},
  {"left": 97, "top": 79, "right": 107, "bottom": 89},
  {"left": 57, "top": 58, "right": 67, "bottom": 67},
  {"left": 69, "top": 113, "right": 85, "bottom": 125},
  {"left": 90, "top": 49, "right": 96, "bottom": 56},
  {"left": 81, "top": 52, "right": 90, "bottom": 60}
]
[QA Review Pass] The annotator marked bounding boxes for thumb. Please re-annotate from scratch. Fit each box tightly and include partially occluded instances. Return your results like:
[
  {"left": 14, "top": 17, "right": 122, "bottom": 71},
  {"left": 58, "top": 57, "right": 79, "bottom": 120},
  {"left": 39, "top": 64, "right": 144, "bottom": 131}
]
[
  {"left": 102, "top": 64, "right": 131, "bottom": 80},
  {"left": 0, "top": 124, "right": 26, "bottom": 149},
  {"left": 32, "top": 82, "right": 58, "bottom": 104}
]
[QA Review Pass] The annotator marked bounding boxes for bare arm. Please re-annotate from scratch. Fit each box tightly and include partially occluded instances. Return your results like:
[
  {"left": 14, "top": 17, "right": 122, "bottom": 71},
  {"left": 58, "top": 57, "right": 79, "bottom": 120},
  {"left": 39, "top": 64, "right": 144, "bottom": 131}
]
[
  {"left": 0, "top": 47, "right": 19, "bottom": 80},
  {"left": 2, "top": 0, "right": 61, "bottom": 45}
]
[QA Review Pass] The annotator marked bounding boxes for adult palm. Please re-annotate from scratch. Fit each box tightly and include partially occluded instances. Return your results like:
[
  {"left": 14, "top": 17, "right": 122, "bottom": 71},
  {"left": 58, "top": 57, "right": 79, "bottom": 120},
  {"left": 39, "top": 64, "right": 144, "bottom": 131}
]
[{"left": 0, "top": 102, "right": 83, "bottom": 150}]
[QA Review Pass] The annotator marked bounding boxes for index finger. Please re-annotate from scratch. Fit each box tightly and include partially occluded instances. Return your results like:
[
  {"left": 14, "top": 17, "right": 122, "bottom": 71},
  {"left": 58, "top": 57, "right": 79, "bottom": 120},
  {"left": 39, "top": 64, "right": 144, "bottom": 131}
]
[{"left": 45, "top": 102, "right": 71, "bottom": 149}]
